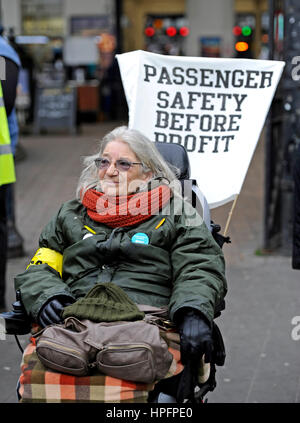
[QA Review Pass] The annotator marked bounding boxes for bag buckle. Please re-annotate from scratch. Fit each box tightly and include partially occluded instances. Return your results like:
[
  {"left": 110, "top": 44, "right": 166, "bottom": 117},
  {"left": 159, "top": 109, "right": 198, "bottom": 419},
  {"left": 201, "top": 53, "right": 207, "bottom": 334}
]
[{"left": 153, "top": 318, "right": 176, "bottom": 331}]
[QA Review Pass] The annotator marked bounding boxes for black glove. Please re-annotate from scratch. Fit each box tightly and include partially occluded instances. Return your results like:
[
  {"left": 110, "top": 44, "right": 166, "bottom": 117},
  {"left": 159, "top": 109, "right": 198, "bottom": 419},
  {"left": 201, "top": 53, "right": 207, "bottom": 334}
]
[
  {"left": 38, "top": 297, "right": 74, "bottom": 328},
  {"left": 177, "top": 309, "right": 213, "bottom": 365}
]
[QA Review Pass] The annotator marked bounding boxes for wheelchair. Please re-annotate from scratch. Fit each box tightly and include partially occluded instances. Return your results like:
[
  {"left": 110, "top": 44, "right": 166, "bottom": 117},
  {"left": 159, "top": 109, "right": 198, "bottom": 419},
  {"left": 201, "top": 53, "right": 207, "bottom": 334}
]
[{"left": 1, "top": 142, "right": 229, "bottom": 404}]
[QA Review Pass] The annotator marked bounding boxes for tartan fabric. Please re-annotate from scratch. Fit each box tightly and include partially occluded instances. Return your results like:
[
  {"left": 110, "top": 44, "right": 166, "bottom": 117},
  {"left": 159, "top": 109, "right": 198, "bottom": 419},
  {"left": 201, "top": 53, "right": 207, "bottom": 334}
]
[{"left": 18, "top": 339, "right": 184, "bottom": 403}]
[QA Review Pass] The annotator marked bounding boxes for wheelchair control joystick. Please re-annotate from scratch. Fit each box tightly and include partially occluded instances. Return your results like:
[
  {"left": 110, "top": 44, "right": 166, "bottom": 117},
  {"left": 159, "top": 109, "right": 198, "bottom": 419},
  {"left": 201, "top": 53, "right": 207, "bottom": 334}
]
[{"left": 0, "top": 290, "right": 31, "bottom": 335}]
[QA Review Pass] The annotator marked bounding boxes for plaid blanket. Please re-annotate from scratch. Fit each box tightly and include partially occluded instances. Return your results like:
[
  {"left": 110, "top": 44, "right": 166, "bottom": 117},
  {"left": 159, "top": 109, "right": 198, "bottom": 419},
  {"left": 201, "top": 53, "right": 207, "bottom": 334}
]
[{"left": 18, "top": 334, "right": 184, "bottom": 403}]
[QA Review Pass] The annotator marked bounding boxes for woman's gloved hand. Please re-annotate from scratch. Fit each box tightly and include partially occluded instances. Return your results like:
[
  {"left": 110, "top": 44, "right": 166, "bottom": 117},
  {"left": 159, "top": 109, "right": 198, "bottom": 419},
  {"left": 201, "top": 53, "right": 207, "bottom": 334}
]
[
  {"left": 177, "top": 308, "right": 213, "bottom": 365},
  {"left": 38, "top": 297, "right": 74, "bottom": 328}
]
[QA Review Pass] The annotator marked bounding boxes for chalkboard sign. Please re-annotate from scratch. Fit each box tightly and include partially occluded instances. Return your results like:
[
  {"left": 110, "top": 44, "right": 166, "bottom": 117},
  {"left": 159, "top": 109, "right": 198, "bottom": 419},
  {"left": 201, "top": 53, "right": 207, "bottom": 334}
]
[{"left": 34, "top": 85, "right": 77, "bottom": 134}]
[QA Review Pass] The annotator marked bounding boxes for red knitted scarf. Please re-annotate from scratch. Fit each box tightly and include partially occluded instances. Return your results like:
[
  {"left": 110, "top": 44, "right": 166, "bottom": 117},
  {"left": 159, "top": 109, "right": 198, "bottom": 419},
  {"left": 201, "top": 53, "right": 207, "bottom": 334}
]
[{"left": 82, "top": 185, "right": 171, "bottom": 228}]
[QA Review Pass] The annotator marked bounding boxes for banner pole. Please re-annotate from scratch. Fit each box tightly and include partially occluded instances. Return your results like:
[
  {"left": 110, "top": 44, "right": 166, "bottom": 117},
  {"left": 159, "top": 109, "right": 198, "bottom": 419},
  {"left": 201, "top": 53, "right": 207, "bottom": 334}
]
[{"left": 223, "top": 195, "right": 238, "bottom": 237}]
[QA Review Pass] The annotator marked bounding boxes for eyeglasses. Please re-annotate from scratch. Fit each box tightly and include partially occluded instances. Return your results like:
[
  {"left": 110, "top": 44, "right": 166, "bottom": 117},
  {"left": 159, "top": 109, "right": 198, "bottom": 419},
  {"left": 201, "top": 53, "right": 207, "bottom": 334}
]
[{"left": 94, "top": 158, "right": 144, "bottom": 172}]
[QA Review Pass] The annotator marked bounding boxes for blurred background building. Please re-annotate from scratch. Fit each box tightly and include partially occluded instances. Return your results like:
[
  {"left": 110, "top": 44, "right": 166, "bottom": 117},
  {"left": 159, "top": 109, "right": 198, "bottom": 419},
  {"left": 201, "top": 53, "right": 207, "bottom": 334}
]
[
  {"left": 0, "top": 0, "right": 271, "bottom": 128},
  {"left": 0, "top": 0, "right": 297, "bottom": 256}
]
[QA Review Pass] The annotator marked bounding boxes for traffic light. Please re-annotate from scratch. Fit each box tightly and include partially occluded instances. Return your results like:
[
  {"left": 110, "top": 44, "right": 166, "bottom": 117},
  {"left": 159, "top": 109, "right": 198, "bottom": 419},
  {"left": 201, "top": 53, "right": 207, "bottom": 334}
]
[
  {"left": 235, "top": 41, "right": 249, "bottom": 52},
  {"left": 166, "top": 26, "right": 177, "bottom": 37},
  {"left": 144, "top": 15, "right": 190, "bottom": 55},
  {"left": 144, "top": 27, "right": 155, "bottom": 37},
  {"left": 179, "top": 26, "right": 190, "bottom": 37},
  {"left": 144, "top": 17, "right": 190, "bottom": 40},
  {"left": 233, "top": 24, "right": 254, "bottom": 58}
]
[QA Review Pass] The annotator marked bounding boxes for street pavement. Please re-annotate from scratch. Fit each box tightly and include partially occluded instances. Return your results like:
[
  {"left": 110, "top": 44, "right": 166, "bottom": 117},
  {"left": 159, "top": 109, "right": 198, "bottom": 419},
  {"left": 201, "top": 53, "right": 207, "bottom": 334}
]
[{"left": 0, "top": 121, "right": 299, "bottom": 403}]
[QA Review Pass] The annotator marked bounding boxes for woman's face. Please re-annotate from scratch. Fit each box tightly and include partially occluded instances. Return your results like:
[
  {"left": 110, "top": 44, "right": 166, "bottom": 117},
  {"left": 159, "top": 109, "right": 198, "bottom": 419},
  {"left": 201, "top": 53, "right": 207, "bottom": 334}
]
[{"left": 98, "top": 140, "right": 152, "bottom": 196}]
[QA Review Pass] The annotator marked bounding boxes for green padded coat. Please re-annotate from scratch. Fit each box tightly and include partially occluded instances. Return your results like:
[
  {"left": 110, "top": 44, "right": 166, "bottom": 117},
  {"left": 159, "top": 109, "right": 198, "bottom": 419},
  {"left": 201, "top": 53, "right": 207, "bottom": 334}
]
[{"left": 15, "top": 195, "right": 227, "bottom": 325}]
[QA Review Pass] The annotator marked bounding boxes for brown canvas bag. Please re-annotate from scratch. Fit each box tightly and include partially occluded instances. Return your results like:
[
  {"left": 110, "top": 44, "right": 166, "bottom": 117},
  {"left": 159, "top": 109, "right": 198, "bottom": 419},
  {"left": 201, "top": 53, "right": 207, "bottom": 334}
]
[{"left": 35, "top": 315, "right": 173, "bottom": 383}]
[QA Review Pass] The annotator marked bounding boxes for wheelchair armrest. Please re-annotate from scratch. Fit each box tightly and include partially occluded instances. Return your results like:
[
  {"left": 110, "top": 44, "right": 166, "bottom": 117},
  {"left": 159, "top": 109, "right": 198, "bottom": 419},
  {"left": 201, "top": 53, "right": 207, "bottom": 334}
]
[{"left": 0, "top": 290, "right": 31, "bottom": 335}]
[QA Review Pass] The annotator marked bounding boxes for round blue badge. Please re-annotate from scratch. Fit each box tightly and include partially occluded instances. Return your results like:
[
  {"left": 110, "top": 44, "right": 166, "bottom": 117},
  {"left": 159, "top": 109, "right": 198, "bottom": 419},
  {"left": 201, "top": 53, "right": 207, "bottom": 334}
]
[{"left": 131, "top": 233, "right": 149, "bottom": 245}]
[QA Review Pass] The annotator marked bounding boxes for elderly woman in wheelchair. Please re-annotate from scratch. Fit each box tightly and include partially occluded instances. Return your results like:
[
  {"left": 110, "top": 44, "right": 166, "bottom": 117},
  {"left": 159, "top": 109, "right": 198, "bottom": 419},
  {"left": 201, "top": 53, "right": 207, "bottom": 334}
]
[{"left": 9, "top": 126, "right": 227, "bottom": 403}]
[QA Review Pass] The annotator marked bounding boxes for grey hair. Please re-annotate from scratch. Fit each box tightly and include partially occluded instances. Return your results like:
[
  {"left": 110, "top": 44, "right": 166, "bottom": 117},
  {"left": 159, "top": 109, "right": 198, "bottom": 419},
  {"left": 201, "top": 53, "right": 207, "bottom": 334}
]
[{"left": 76, "top": 126, "right": 181, "bottom": 200}]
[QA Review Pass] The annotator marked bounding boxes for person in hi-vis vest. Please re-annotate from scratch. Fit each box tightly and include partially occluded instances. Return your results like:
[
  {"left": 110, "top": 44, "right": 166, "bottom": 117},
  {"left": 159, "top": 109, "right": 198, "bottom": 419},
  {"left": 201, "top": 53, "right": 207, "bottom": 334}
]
[
  {"left": 0, "top": 28, "right": 24, "bottom": 260},
  {"left": 0, "top": 80, "right": 16, "bottom": 310}
]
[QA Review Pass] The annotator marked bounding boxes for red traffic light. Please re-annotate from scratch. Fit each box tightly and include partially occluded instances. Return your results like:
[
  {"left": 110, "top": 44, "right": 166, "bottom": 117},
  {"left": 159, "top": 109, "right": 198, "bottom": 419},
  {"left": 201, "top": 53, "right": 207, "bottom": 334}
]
[
  {"left": 179, "top": 26, "right": 190, "bottom": 37},
  {"left": 145, "top": 27, "right": 155, "bottom": 37},
  {"left": 232, "top": 26, "right": 242, "bottom": 36},
  {"left": 166, "top": 26, "right": 177, "bottom": 37}
]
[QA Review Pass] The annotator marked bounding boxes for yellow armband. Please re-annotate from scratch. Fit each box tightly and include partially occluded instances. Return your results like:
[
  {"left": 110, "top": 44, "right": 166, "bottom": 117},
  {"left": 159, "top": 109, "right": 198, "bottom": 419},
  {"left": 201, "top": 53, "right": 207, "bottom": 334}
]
[{"left": 26, "top": 247, "right": 63, "bottom": 277}]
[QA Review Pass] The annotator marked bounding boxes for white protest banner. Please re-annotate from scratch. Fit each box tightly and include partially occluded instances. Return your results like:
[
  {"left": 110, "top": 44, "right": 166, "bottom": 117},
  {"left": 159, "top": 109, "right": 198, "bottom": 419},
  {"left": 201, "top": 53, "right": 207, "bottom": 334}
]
[{"left": 116, "top": 50, "right": 285, "bottom": 208}]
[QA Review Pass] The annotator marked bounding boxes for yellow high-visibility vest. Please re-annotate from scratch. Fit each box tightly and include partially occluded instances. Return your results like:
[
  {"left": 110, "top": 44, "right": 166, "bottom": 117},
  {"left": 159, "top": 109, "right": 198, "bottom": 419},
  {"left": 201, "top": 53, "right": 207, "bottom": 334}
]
[{"left": 0, "top": 81, "right": 15, "bottom": 186}]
